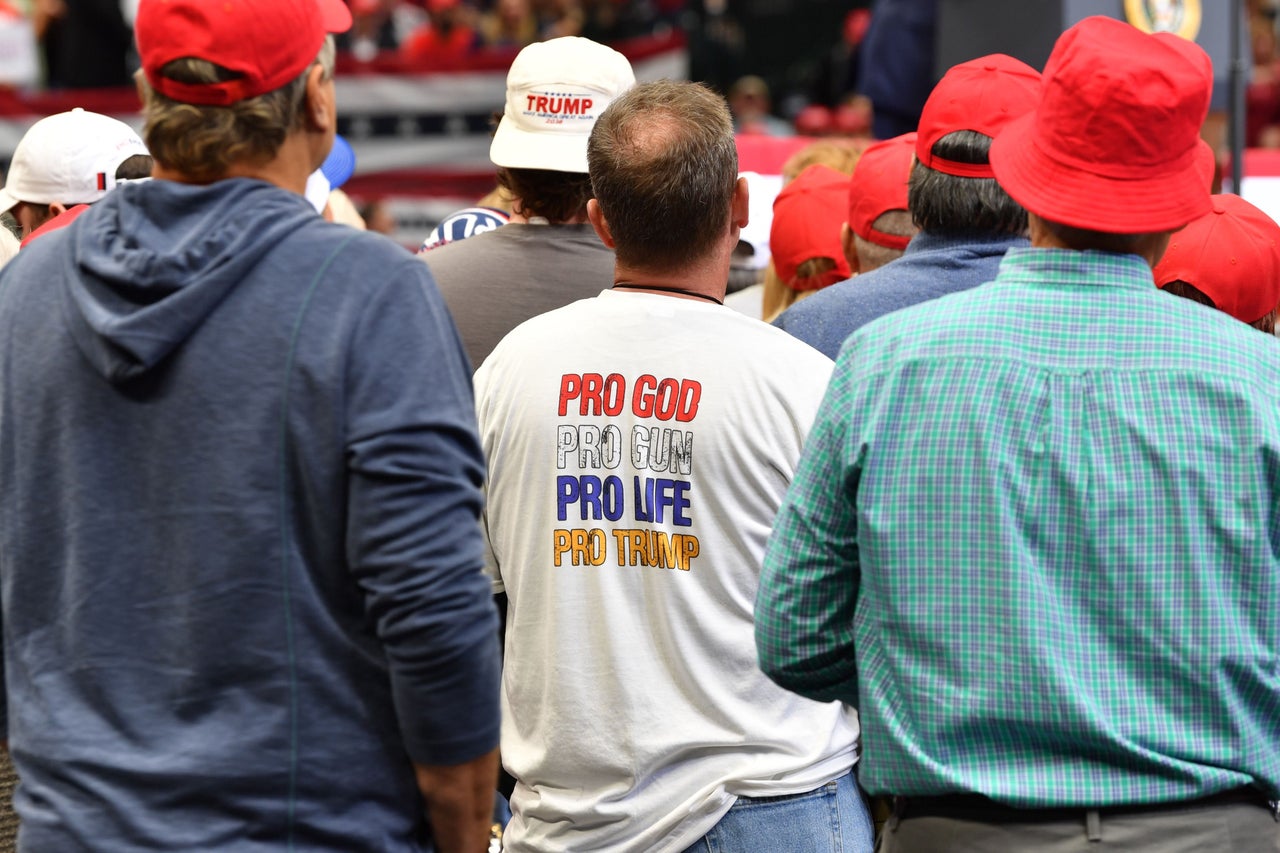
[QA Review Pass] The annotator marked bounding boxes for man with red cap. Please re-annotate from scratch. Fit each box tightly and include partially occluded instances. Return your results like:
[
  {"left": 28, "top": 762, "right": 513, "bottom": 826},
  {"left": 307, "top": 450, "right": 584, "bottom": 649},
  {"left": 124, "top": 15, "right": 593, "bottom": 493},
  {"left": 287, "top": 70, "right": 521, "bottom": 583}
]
[
  {"left": 840, "top": 131, "right": 918, "bottom": 276},
  {"left": 0, "top": 0, "right": 500, "bottom": 850},
  {"left": 764, "top": 163, "right": 855, "bottom": 322},
  {"left": 1155, "top": 193, "right": 1280, "bottom": 334},
  {"left": 759, "top": 15, "right": 1280, "bottom": 852},
  {"left": 773, "top": 54, "right": 1041, "bottom": 359},
  {"left": 768, "top": 135, "right": 919, "bottom": 328}
]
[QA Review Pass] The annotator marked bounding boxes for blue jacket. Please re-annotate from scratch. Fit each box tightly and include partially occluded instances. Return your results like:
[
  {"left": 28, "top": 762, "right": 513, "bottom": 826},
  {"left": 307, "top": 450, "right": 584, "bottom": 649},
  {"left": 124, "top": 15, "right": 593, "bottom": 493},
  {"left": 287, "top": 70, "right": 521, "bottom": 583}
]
[
  {"left": 0, "top": 178, "right": 500, "bottom": 851},
  {"left": 773, "top": 230, "right": 1028, "bottom": 359}
]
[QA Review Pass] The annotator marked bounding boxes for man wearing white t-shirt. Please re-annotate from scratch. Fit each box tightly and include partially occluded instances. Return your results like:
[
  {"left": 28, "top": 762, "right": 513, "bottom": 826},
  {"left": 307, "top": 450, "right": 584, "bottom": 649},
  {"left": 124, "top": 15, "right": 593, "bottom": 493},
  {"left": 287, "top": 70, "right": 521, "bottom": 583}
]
[{"left": 474, "top": 79, "right": 870, "bottom": 853}]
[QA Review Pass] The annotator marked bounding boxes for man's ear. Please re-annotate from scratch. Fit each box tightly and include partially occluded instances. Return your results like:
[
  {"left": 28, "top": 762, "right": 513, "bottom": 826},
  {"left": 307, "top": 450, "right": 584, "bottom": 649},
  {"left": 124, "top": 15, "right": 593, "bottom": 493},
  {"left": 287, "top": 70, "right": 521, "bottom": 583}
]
[
  {"left": 731, "top": 176, "right": 749, "bottom": 230},
  {"left": 133, "top": 69, "right": 149, "bottom": 110},
  {"left": 587, "top": 198, "right": 616, "bottom": 248},
  {"left": 49, "top": 202, "right": 68, "bottom": 217},
  {"left": 304, "top": 65, "right": 335, "bottom": 133},
  {"left": 840, "top": 222, "right": 859, "bottom": 274}
]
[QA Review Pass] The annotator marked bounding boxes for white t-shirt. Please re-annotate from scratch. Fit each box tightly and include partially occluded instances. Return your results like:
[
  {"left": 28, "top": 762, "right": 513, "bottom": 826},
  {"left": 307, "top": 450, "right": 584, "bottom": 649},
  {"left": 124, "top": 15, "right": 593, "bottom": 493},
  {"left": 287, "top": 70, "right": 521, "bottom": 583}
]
[{"left": 475, "top": 289, "right": 859, "bottom": 853}]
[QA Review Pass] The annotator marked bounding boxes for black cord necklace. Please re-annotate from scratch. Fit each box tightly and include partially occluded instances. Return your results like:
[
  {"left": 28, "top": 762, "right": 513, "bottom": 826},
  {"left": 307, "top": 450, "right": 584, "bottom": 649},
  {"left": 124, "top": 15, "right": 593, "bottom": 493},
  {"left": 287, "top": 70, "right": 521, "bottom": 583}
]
[{"left": 611, "top": 283, "right": 723, "bottom": 305}]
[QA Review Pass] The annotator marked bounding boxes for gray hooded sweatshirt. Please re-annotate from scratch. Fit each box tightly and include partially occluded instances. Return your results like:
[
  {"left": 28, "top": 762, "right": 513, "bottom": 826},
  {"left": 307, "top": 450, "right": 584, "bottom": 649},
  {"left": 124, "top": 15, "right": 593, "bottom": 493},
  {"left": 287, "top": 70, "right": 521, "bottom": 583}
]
[{"left": 0, "top": 178, "right": 500, "bottom": 851}]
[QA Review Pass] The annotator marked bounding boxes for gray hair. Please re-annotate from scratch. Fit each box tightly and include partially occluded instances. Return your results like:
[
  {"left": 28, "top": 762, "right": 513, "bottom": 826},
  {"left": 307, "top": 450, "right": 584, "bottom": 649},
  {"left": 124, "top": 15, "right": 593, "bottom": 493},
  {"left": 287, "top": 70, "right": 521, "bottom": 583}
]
[
  {"left": 909, "top": 130, "right": 1027, "bottom": 236},
  {"left": 855, "top": 209, "right": 916, "bottom": 272}
]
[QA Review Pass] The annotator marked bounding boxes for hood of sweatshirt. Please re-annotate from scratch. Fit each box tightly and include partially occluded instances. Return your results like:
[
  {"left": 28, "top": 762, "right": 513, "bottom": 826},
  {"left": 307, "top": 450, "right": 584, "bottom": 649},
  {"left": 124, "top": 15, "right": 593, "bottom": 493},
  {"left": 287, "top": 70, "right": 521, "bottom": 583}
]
[{"left": 57, "top": 178, "right": 320, "bottom": 384}]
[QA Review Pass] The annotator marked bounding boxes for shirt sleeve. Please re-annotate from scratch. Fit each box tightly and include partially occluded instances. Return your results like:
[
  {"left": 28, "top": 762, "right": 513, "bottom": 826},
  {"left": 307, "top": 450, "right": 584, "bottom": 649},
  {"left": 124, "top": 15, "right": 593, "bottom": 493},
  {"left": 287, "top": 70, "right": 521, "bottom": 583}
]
[
  {"left": 343, "top": 259, "right": 501, "bottom": 766},
  {"left": 472, "top": 357, "right": 505, "bottom": 596},
  {"left": 756, "top": 345, "right": 865, "bottom": 705}
]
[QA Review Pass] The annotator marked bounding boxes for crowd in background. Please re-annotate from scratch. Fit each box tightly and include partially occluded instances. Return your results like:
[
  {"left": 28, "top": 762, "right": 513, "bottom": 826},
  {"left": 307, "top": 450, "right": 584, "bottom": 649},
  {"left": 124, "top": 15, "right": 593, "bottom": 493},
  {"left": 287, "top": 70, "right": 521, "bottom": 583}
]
[{"left": 0, "top": 0, "right": 867, "bottom": 138}]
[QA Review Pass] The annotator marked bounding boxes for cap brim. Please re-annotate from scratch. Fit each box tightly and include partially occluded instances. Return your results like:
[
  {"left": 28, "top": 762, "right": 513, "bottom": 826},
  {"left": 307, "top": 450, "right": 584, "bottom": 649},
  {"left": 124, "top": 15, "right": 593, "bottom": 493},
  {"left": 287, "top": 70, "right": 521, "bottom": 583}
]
[
  {"left": 990, "top": 112, "right": 1211, "bottom": 235},
  {"left": 321, "top": 135, "right": 356, "bottom": 188},
  {"left": 319, "top": 0, "right": 353, "bottom": 33},
  {"left": 490, "top": 121, "right": 588, "bottom": 173},
  {"left": 0, "top": 186, "right": 17, "bottom": 216}
]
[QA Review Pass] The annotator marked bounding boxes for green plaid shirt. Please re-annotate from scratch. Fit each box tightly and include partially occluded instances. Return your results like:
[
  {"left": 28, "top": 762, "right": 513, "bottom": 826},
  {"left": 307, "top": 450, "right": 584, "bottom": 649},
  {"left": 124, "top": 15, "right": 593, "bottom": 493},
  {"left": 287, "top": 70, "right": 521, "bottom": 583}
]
[{"left": 758, "top": 247, "right": 1280, "bottom": 807}]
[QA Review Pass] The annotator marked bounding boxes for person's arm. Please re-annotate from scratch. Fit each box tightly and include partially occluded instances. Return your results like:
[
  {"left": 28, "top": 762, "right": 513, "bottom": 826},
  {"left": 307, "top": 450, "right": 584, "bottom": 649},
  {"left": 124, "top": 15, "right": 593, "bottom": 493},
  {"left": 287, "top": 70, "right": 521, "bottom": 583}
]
[
  {"left": 1, "top": 576, "right": 6, "bottom": 752},
  {"left": 414, "top": 749, "right": 500, "bottom": 853},
  {"left": 345, "top": 258, "right": 502, "bottom": 836},
  {"left": 756, "top": 351, "right": 864, "bottom": 704}
]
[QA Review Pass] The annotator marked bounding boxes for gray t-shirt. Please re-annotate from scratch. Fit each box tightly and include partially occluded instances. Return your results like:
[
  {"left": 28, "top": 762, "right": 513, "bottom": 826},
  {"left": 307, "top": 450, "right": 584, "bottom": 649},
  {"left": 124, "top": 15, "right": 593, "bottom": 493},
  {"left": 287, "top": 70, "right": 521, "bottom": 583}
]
[{"left": 422, "top": 222, "right": 616, "bottom": 370}]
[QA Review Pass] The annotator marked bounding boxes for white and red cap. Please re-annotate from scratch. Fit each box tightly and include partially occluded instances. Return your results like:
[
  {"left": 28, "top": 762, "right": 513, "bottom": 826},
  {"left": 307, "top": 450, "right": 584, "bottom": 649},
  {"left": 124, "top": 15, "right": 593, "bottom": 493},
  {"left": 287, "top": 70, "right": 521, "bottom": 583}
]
[
  {"left": 0, "top": 108, "right": 149, "bottom": 214},
  {"left": 489, "top": 37, "right": 635, "bottom": 174}
]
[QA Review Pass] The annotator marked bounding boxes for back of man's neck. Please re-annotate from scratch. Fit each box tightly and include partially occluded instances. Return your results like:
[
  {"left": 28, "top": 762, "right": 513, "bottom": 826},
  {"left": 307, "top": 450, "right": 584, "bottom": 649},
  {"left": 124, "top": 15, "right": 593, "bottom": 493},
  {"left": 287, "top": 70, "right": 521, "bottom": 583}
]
[{"left": 611, "top": 256, "right": 729, "bottom": 305}]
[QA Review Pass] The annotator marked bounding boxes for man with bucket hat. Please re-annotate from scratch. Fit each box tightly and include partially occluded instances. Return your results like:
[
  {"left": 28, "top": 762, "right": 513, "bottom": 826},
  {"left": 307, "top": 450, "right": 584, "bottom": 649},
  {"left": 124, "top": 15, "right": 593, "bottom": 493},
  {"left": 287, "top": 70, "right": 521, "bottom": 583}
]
[
  {"left": 758, "top": 16, "right": 1280, "bottom": 852},
  {"left": 773, "top": 53, "right": 1041, "bottom": 360},
  {"left": 0, "top": 0, "right": 501, "bottom": 849}
]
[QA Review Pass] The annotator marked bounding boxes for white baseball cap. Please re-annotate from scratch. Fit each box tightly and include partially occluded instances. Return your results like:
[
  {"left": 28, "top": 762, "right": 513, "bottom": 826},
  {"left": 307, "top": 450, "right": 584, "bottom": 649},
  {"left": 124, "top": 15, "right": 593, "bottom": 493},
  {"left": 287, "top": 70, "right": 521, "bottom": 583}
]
[
  {"left": 0, "top": 108, "right": 150, "bottom": 214},
  {"left": 489, "top": 37, "right": 635, "bottom": 174}
]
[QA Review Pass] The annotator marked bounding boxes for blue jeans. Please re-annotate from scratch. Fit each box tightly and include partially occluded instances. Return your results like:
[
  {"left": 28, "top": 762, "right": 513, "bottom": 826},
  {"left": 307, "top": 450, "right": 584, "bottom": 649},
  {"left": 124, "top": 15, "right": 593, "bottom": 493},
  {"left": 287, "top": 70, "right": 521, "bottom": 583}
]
[{"left": 681, "top": 770, "right": 873, "bottom": 852}]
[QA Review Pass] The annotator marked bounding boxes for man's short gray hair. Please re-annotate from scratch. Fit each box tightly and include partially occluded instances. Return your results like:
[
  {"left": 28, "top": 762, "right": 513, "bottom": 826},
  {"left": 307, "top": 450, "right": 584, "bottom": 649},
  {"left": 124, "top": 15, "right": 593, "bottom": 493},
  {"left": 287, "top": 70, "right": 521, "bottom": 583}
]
[{"left": 909, "top": 130, "right": 1027, "bottom": 237}]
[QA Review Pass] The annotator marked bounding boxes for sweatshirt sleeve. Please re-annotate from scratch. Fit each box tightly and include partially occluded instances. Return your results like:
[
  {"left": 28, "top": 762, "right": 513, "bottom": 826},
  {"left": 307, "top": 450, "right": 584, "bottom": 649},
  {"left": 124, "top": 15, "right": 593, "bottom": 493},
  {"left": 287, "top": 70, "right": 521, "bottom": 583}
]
[{"left": 342, "top": 258, "right": 501, "bottom": 766}]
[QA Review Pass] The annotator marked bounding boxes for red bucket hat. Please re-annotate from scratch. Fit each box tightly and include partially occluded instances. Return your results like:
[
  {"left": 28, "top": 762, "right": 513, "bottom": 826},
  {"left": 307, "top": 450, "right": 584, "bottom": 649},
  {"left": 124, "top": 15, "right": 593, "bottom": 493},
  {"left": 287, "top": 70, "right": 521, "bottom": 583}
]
[
  {"left": 771, "top": 164, "right": 852, "bottom": 291},
  {"left": 848, "top": 132, "right": 916, "bottom": 250},
  {"left": 136, "top": 0, "right": 352, "bottom": 106},
  {"left": 989, "top": 16, "right": 1213, "bottom": 234},
  {"left": 1154, "top": 194, "right": 1280, "bottom": 324},
  {"left": 915, "top": 54, "right": 1042, "bottom": 179}
]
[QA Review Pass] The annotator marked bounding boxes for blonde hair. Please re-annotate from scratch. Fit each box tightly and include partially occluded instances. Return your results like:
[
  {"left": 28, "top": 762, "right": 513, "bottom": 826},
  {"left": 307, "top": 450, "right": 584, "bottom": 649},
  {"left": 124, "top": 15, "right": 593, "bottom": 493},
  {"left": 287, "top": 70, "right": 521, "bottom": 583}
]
[
  {"left": 762, "top": 258, "right": 840, "bottom": 323},
  {"left": 781, "top": 139, "right": 864, "bottom": 183},
  {"left": 139, "top": 37, "right": 336, "bottom": 182},
  {"left": 761, "top": 140, "right": 864, "bottom": 321}
]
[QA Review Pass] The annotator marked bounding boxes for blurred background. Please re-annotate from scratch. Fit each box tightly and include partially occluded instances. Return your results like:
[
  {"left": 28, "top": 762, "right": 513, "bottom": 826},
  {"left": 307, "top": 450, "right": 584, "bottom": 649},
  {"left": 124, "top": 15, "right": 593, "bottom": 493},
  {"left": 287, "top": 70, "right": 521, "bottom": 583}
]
[{"left": 3, "top": 0, "right": 1280, "bottom": 247}]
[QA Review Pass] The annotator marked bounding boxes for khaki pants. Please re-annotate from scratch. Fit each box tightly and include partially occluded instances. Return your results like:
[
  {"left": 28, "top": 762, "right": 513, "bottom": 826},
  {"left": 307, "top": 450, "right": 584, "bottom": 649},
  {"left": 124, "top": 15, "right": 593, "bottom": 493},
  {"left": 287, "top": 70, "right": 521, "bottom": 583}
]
[{"left": 876, "top": 800, "right": 1280, "bottom": 852}]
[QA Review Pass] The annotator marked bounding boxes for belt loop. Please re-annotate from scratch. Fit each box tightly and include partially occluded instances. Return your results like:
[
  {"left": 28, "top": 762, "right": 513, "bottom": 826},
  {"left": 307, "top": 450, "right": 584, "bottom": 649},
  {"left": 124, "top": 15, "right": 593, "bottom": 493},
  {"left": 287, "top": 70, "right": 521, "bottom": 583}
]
[
  {"left": 1085, "top": 808, "right": 1102, "bottom": 842},
  {"left": 887, "top": 795, "right": 904, "bottom": 831}
]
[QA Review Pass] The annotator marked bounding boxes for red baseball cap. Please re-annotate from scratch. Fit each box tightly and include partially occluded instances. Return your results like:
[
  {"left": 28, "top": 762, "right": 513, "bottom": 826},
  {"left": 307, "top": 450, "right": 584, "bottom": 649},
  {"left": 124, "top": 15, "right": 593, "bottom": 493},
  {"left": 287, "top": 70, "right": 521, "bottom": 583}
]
[
  {"left": 771, "top": 164, "right": 852, "bottom": 291},
  {"left": 990, "top": 16, "right": 1213, "bottom": 234},
  {"left": 136, "top": 0, "right": 352, "bottom": 106},
  {"left": 915, "top": 54, "right": 1042, "bottom": 179},
  {"left": 1154, "top": 194, "right": 1280, "bottom": 324},
  {"left": 849, "top": 132, "right": 916, "bottom": 250}
]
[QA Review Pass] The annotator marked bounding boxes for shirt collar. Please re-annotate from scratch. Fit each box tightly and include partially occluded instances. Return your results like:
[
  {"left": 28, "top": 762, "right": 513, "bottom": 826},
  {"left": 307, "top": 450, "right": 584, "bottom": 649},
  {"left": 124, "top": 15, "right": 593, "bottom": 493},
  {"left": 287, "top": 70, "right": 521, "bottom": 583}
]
[
  {"left": 904, "top": 229, "right": 1029, "bottom": 257},
  {"left": 996, "top": 246, "right": 1157, "bottom": 291}
]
